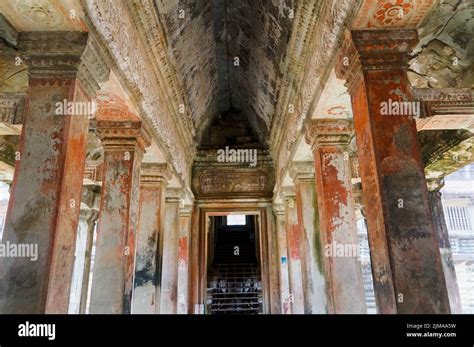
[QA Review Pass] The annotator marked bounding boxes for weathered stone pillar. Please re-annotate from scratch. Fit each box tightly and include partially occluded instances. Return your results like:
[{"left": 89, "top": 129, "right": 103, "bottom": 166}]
[
  {"left": 290, "top": 161, "right": 327, "bottom": 314},
  {"left": 336, "top": 29, "right": 450, "bottom": 313},
  {"left": 132, "top": 164, "right": 169, "bottom": 314},
  {"left": 159, "top": 188, "right": 182, "bottom": 314},
  {"left": 273, "top": 204, "right": 291, "bottom": 314},
  {"left": 427, "top": 178, "right": 462, "bottom": 314},
  {"left": 68, "top": 191, "right": 99, "bottom": 314},
  {"left": 266, "top": 206, "right": 281, "bottom": 314},
  {"left": 177, "top": 204, "right": 192, "bottom": 314},
  {"left": 0, "top": 32, "right": 108, "bottom": 313},
  {"left": 306, "top": 119, "right": 366, "bottom": 314},
  {"left": 282, "top": 187, "right": 305, "bottom": 314},
  {"left": 89, "top": 93, "right": 150, "bottom": 314}
]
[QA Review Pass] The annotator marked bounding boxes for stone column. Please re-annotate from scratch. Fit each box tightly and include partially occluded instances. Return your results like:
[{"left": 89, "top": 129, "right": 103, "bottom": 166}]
[
  {"left": 306, "top": 119, "right": 366, "bottom": 314},
  {"left": 159, "top": 188, "right": 182, "bottom": 314},
  {"left": 290, "top": 161, "right": 327, "bottom": 314},
  {"left": 68, "top": 204, "right": 99, "bottom": 314},
  {"left": 336, "top": 29, "right": 450, "bottom": 313},
  {"left": 177, "top": 204, "right": 192, "bottom": 314},
  {"left": 427, "top": 178, "right": 462, "bottom": 314},
  {"left": 273, "top": 204, "right": 291, "bottom": 314},
  {"left": 266, "top": 205, "right": 281, "bottom": 314},
  {"left": 88, "top": 93, "right": 150, "bottom": 314},
  {"left": 132, "top": 164, "right": 170, "bottom": 314},
  {"left": 0, "top": 32, "right": 108, "bottom": 314},
  {"left": 282, "top": 187, "right": 305, "bottom": 314}
]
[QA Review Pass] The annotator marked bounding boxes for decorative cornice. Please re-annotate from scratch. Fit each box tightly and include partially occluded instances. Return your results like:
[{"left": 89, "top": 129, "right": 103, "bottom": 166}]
[
  {"left": 270, "top": 0, "right": 321, "bottom": 145},
  {"left": 305, "top": 119, "right": 354, "bottom": 150},
  {"left": 270, "top": 0, "right": 360, "bottom": 181},
  {"left": 84, "top": 0, "right": 193, "bottom": 183},
  {"left": 77, "top": 37, "right": 110, "bottom": 97},
  {"left": 413, "top": 88, "right": 474, "bottom": 118},
  {"left": 17, "top": 31, "right": 88, "bottom": 79},
  {"left": 335, "top": 30, "right": 362, "bottom": 92},
  {"left": 126, "top": 0, "right": 195, "bottom": 143}
]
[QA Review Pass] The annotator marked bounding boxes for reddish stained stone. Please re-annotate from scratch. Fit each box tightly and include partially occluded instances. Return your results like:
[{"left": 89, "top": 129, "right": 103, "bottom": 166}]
[
  {"left": 178, "top": 236, "right": 188, "bottom": 264},
  {"left": 288, "top": 224, "right": 300, "bottom": 260}
]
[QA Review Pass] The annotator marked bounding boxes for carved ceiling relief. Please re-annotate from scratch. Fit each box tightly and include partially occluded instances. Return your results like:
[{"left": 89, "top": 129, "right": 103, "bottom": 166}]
[
  {"left": 0, "top": 0, "right": 86, "bottom": 31},
  {"left": 353, "top": 0, "right": 435, "bottom": 29}
]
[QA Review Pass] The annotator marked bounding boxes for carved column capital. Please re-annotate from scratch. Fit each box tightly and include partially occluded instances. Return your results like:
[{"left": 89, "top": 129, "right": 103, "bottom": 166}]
[
  {"left": 17, "top": 31, "right": 88, "bottom": 79},
  {"left": 351, "top": 29, "right": 418, "bottom": 70},
  {"left": 165, "top": 188, "right": 183, "bottom": 204},
  {"left": 95, "top": 92, "right": 151, "bottom": 151},
  {"left": 305, "top": 119, "right": 353, "bottom": 150},
  {"left": 289, "top": 161, "right": 315, "bottom": 182},
  {"left": 16, "top": 31, "right": 109, "bottom": 97},
  {"left": 336, "top": 29, "right": 419, "bottom": 91},
  {"left": 140, "top": 163, "right": 172, "bottom": 186},
  {"left": 272, "top": 203, "right": 285, "bottom": 216}
]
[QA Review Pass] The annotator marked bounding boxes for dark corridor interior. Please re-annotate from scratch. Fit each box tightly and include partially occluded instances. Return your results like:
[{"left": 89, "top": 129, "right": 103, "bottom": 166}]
[{"left": 206, "top": 215, "right": 263, "bottom": 314}]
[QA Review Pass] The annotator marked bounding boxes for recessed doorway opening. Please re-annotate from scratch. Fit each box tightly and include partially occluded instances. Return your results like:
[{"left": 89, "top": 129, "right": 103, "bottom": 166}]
[{"left": 206, "top": 214, "right": 263, "bottom": 314}]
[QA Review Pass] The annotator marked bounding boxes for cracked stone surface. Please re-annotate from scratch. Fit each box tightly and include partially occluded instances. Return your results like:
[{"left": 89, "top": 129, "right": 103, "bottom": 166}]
[{"left": 409, "top": 0, "right": 474, "bottom": 88}]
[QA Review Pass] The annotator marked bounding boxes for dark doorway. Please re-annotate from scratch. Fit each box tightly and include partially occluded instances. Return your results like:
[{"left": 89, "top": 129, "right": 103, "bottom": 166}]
[{"left": 206, "top": 215, "right": 262, "bottom": 314}]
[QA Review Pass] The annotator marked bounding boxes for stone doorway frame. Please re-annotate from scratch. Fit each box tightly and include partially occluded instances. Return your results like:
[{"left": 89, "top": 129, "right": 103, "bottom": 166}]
[{"left": 190, "top": 202, "right": 273, "bottom": 314}]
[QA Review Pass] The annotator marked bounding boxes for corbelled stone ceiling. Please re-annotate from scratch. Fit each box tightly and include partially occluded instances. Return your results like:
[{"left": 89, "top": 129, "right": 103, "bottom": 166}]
[{"left": 157, "top": 0, "right": 293, "bottom": 144}]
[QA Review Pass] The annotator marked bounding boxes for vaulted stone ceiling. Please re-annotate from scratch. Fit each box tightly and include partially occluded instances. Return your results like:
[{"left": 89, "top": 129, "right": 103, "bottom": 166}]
[{"left": 156, "top": 0, "right": 293, "bottom": 144}]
